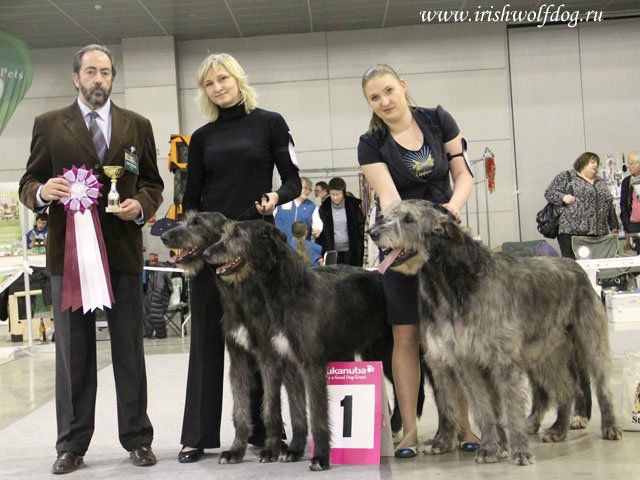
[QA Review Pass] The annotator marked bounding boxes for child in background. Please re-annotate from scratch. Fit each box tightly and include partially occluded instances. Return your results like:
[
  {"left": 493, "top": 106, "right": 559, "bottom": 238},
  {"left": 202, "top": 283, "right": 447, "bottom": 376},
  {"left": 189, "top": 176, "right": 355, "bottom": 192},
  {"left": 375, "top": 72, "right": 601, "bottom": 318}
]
[
  {"left": 290, "top": 221, "right": 323, "bottom": 267},
  {"left": 26, "top": 212, "right": 48, "bottom": 249}
]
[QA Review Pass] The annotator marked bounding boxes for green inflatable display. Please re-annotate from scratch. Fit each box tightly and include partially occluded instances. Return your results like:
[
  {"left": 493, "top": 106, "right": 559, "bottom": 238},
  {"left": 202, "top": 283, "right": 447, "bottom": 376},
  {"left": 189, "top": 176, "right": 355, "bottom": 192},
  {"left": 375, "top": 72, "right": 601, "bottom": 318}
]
[{"left": 0, "top": 30, "right": 33, "bottom": 136}]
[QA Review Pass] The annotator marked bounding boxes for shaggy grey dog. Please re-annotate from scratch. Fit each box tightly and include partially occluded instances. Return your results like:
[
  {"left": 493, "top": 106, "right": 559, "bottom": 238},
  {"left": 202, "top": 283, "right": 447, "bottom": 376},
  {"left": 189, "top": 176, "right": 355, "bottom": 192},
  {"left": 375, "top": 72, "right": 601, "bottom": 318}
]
[
  {"left": 202, "top": 219, "right": 392, "bottom": 471},
  {"left": 162, "top": 212, "right": 309, "bottom": 464},
  {"left": 369, "top": 199, "right": 622, "bottom": 466},
  {"left": 162, "top": 213, "right": 394, "bottom": 471}
]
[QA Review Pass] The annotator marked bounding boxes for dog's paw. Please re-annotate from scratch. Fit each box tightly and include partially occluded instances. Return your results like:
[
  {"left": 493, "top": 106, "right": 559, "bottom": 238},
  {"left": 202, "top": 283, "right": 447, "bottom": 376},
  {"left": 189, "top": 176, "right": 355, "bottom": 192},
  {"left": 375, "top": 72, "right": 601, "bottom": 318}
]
[
  {"left": 308, "top": 455, "right": 330, "bottom": 471},
  {"left": 511, "top": 450, "right": 535, "bottom": 466},
  {"left": 570, "top": 415, "right": 589, "bottom": 429},
  {"left": 219, "top": 449, "right": 244, "bottom": 464},
  {"left": 260, "top": 440, "right": 288, "bottom": 463},
  {"left": 279, "top": 447, "right": 304, "bottom": 463},
  {"left": 497, "top": 444, "right": 510, "bottom": 460},
  {"left": 474, "top": 444, "right": 503, "bottom": 464},
  {"left": 419, "top": 437, "right": 456, "bottom": 455},
  {"left": 525, "top": 418, "right": 541, "bottom": 435},
  {"left": 542, "top": 428, "right": 567, "bottom": 443},
  {"left": 602, "top": 426, "right": 623, "bottom": 440},
  {"left": 259, "top": 450, "right": 278, "bottom": 463}
]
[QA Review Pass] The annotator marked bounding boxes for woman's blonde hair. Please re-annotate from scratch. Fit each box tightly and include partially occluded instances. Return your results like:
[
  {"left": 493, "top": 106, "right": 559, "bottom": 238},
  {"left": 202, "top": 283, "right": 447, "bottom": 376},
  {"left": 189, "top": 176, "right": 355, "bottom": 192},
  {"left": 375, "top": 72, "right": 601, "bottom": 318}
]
[
  {"left": 195, "top": 53, "right": 258, "bottom": 122},
  {"left": 291, "top": 221, "right": 311, "bottom": 266},
  {"left": 361, "top": 64, "right": 416, "bottom": 134}
]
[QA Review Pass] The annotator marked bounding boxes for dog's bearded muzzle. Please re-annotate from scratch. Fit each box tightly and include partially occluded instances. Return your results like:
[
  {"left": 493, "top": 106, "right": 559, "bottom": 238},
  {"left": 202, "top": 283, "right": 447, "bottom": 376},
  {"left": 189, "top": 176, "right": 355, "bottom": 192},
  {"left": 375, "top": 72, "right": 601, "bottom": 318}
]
[
  {"left": 213, "top": 256, "right": 245, "bottom": 276},
  {"left": 203, "top": 243, "right": 246, "bottom": 277},
  {"left": 171, "top": 246, "right": 203, "bottom": 264}
]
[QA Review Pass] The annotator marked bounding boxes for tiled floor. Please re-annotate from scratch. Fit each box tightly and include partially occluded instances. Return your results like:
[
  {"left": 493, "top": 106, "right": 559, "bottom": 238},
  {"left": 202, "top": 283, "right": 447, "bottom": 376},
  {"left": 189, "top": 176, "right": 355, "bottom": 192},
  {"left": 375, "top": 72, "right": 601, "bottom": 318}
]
[{"left": 0, "top": 321, "right": 638, "bottom": 480}]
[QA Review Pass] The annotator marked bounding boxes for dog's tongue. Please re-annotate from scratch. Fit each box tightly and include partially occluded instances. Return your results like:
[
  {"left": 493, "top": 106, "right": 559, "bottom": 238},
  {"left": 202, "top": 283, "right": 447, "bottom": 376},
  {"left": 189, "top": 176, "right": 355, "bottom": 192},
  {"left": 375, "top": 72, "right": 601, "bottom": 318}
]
[{"left": 378, "top": 248, "right": 402, "bottom": 274}]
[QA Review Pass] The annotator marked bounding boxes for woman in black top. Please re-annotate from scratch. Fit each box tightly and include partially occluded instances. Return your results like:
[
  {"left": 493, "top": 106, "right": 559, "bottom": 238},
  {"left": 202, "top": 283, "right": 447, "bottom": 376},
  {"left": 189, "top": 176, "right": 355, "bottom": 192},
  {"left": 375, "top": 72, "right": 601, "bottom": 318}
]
[
  {"left": 178, "top": 53, "right": 301, "bottom": 462},
  {"left": 358, "top": 64, "right": 476, "bottom": 457}
]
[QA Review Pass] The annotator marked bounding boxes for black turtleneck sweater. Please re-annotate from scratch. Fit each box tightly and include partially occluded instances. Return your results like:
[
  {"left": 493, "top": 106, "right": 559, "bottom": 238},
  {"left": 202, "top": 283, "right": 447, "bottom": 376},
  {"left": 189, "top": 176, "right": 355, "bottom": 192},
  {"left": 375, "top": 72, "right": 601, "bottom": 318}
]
[{"left": 182, "top": 103, "right": 302, "bottom": 220}]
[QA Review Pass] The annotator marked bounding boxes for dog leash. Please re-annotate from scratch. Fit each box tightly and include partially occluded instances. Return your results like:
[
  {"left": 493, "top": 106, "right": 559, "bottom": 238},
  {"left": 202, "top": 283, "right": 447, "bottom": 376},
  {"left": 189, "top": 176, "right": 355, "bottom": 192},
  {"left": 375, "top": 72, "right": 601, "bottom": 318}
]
[{"left": 235, "top": 194, "right": 271, "bottom": 221}]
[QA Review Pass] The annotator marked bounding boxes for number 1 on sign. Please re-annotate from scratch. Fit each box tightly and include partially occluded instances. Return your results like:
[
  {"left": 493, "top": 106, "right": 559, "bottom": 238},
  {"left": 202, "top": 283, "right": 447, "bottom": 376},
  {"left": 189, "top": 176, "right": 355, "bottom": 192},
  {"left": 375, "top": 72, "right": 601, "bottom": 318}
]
[{"left": 340, "top": 395, "right": 353, "bottom": 437}]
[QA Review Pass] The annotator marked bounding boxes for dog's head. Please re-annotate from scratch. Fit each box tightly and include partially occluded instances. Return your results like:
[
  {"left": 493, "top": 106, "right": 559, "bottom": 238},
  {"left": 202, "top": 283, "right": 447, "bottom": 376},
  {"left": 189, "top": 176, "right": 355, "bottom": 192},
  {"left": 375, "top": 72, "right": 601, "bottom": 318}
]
[
  {"left": 203, "top": 220, "right": 291, "bottom": 285},
  {"left": 368, "top": 199, "right": 464, "bottom": 275},
  {"left": 160, "top": 211, "right": 231, "bottom": 275}
]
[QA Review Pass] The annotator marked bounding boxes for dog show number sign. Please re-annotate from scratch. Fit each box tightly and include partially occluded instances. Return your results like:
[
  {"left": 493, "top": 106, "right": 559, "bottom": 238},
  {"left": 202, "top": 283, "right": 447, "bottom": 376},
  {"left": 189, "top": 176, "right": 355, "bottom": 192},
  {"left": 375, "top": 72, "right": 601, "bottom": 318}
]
[{"left": 325, "top": 361, "right": 392, "bottom": 464}]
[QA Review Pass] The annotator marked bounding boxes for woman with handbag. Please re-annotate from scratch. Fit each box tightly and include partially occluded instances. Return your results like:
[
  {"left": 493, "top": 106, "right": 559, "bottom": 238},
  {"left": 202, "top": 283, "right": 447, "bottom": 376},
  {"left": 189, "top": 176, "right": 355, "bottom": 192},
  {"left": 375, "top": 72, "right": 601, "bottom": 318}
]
[
  {"left": 357, "top": 64, "right": 478, "bottom": 457},
  {"left": 544, "top": 152, "right": 618, "bottom": 259},
  {"left": 177, "top": 53, "right": 301, "bottom": 462}
]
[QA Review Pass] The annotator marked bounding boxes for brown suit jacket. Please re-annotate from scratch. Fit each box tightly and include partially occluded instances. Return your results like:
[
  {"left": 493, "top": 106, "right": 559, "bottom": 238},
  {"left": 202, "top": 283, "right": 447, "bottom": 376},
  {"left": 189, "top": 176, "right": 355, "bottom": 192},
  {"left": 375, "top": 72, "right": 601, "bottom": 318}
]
[{"left": 19, "top": 101, "right": 164, "bottom": 275}]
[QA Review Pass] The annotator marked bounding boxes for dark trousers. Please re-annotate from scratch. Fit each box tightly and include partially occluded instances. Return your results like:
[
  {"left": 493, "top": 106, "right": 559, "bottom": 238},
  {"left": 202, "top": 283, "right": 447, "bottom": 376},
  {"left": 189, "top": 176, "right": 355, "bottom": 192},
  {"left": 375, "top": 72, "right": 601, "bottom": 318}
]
[
  {"left": 52, "top": 273, "right": 153, "bottom": 455},
  {"left": 336, "top": 251, "right": 352, "bottom": 266},
  {"left": 180, "top": 267, "right": 266, "bottom": 448},
  {"left": 557, "top": 233, "right": 576, "bottom": 259}
]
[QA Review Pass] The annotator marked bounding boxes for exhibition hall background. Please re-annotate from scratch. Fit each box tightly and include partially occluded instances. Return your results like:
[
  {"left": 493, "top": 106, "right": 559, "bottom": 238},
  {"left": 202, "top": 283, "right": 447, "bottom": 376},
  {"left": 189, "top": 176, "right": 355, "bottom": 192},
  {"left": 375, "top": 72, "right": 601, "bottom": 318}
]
[{"left": 0, "top": 19, "right": 638, "bottom": 257}]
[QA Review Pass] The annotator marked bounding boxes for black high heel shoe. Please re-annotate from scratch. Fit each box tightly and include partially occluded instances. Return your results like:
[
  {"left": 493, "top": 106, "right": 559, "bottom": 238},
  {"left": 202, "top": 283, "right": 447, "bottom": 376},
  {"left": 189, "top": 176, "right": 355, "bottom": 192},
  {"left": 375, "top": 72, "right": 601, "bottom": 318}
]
[{"left": 178, "top": 447, "right": 204, "bottom": 463}]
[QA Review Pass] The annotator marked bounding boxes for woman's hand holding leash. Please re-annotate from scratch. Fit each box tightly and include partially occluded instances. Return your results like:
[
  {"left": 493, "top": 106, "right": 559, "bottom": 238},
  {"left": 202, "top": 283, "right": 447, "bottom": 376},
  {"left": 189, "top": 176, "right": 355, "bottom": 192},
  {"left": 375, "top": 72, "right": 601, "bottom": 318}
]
[{"left": 255, "top": 192, "right": 279, "bottom": 216}]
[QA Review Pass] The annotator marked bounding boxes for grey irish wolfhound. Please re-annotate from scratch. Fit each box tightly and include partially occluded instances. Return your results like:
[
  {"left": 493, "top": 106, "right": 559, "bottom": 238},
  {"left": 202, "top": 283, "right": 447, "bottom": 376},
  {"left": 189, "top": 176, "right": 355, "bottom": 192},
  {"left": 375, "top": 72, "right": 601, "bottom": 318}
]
[
  {"left": 162, "top": 212, "right": 395, "bottom": 471},
  {"left": 369, "top": 199, "right": 622, "bottom": 466}
]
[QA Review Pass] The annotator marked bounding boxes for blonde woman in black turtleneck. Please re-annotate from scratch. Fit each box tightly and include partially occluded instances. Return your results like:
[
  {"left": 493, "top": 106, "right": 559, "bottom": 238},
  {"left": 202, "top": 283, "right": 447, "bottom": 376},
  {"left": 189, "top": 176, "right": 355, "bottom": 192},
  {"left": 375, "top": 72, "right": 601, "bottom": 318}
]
[{"left": 178, "top": 53, "right": 301, "bottom": 463}]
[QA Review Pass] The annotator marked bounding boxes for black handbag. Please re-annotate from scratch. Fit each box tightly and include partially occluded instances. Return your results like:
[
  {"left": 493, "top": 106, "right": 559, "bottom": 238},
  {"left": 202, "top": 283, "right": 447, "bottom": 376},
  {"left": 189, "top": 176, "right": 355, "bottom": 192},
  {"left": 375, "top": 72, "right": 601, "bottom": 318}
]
[
  {"left": 536, "top": 203, "right": 562, "bottom": 239},
  {"left": 536, "top": 171, "right": 573, "bottom": 239}
]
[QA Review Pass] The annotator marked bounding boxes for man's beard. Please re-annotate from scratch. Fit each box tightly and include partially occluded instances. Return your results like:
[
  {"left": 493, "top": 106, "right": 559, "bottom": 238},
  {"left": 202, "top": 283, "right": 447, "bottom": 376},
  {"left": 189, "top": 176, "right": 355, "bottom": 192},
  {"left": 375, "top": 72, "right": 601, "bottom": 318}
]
[{"left": 80, "top": 83, "right": 111, "bottom": 108}]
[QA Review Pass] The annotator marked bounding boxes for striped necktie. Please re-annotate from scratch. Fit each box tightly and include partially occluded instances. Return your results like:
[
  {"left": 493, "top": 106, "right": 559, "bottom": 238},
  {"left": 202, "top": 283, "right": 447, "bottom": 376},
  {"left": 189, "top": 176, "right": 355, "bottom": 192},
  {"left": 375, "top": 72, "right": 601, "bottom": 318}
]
[{"left": 88, "top": 111, "right": 108, "bottom": 163}]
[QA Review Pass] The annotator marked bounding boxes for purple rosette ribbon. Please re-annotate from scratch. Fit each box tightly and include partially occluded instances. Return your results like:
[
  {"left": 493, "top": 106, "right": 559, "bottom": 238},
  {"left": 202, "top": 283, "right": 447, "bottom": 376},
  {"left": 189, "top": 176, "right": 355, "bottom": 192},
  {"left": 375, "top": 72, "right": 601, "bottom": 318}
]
[{"left": 59, "top": 165, "right": 114, "bottom": 313}]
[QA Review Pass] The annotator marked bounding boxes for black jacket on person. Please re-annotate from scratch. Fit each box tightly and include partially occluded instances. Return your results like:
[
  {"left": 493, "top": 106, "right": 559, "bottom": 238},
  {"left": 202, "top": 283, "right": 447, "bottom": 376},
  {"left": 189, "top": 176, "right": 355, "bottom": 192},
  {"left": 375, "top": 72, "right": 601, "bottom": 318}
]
[
  {"left": 620, "top": 175, "right": 638, "bottom": 231},
  {"left": 316, "top": 196, "right": 365, "bottom": 267},
  {"left": 143, "top": 270, "right": 173, "bottom": 338}
]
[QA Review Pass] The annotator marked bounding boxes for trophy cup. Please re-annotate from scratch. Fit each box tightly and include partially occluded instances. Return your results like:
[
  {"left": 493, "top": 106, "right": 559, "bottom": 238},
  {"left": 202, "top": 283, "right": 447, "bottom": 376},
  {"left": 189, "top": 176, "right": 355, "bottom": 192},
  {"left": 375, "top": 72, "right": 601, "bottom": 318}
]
[{"left": 103, "top": 166, "right": 124, "bottom": 213}]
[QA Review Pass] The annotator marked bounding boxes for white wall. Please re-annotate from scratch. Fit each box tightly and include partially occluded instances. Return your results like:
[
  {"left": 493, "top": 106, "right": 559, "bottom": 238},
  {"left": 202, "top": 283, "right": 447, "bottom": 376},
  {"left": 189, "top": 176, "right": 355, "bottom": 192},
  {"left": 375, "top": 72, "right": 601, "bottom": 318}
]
[{"left": 510, "top": 17, "right": 640, "bottom": 245}]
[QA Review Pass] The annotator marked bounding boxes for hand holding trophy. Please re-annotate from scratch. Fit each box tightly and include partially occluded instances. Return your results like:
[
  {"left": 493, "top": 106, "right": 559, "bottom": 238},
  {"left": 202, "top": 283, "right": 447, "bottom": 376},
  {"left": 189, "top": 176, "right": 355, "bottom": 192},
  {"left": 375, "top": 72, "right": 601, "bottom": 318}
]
[{"left": 103, "top": 166, "right": 124, "bottom": 213}]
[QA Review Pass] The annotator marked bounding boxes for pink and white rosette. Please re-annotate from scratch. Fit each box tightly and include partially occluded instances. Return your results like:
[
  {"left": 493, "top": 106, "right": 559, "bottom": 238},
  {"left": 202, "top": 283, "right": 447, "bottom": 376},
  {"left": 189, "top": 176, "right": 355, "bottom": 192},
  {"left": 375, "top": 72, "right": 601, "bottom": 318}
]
[{"left": 59, "top": 165, "right": 114, "bottom": 313}]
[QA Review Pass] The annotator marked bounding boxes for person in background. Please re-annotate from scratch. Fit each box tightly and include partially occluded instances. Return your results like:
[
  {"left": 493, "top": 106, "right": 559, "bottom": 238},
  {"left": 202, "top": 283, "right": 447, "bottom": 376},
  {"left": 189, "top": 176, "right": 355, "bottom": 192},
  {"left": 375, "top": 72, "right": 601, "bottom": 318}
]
[
  {"left": 19, "top": 44, "right": 163, "bottom": 474},
  {"left": 545, "top": 152, "right": 618, "bottom": 259},
  {"left": 314, "top": 181, "right": 329, "bottom": 206},
  {"left": 315, "top": 177, "right": 364, "bottom": 266},
  {"left": 289, "top": 221, "right": 323, "bottom": 267},
  {"left": 620, "top": 150, "right": 640, "bottom": 251},
  {"left": 178, "top": 52, "right": 301, "bottom": 463},
  {"left": 275, "top": 176, "right": 323, "bottom": 241},
  {"left": 358, "top": 64, "right": 477, "bottom": 457},
  {"left": 26, "top": 212, "right": 48, "bottom": 248}
]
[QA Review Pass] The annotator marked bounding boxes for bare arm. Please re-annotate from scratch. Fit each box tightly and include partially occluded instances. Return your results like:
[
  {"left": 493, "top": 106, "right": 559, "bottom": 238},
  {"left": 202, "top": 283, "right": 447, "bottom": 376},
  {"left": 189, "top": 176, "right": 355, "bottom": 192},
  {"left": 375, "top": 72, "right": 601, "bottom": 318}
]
[{"left": 361, "top": 163, "right": 401, "bottom": 212}]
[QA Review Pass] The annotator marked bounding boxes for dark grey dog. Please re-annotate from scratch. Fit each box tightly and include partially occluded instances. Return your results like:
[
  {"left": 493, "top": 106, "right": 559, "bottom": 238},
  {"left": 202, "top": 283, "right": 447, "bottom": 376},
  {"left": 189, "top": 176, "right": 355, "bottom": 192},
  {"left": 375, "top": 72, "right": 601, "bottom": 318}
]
[
  {"left": 162, "top": 213, "right": 394, "bottom": 471},
  {"left": 162, "top": 212, "right": 309, "bottom": 464},
  {"left": 369, "top": 199, "right": 622, "bottom": 466}
]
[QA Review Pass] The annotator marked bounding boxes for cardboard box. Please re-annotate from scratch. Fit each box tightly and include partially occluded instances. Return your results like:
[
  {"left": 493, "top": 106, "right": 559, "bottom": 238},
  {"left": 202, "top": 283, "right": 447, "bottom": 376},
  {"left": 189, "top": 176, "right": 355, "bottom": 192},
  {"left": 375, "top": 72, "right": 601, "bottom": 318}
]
[{"left": 8, "top": 289, "right": 54, "bottom": 341}]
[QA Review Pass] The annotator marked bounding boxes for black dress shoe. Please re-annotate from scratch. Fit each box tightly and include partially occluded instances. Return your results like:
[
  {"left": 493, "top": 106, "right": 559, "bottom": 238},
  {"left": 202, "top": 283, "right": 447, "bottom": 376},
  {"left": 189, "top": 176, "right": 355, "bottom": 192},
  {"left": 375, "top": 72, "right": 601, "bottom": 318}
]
[
  {"left": 178, "top": 447, "right": 204, "bottom": 463},
  {"left": 130, "top": 445, "right": 157, "bottom": 467},
  {"left": 51, "top": 451, "right": 83, "bottom": 474}
]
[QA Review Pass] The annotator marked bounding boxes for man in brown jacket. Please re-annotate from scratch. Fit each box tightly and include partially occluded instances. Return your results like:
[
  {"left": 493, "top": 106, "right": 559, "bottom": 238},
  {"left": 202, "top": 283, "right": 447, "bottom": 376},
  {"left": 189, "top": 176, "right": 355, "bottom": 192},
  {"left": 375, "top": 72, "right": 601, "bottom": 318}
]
[{"left": 19, "top": 44, "right": 164, "bottom": 475}]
